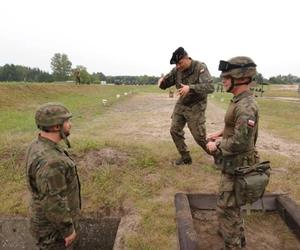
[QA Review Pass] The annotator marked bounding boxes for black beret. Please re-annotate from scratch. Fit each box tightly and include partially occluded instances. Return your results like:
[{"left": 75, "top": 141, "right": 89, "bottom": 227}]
[{"left": 170, "top": 47, "right": 188, "bottom": 64}]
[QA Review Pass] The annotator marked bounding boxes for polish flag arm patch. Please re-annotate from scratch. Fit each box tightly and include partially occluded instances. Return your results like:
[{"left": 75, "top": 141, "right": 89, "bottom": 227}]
[{"left": 247, "top": 119, "right": 255, "bottom": 127}]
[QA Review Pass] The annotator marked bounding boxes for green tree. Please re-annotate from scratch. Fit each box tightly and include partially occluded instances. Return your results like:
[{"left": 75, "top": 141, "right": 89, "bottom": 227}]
[
  {"left": 0, "top": 64, "right": 53, "bottom": 82},
  {"left": 91, "top": 72, "right": 106, "bottom": 83},
  {"left": 212, "top": 76, "right": 221, "bottom": 83},
  {"left": 50, "top": 53, "right": 72, "bottom": 81},
  {"left": 255, "top": 73, "right": 264, "bottom": 84}
]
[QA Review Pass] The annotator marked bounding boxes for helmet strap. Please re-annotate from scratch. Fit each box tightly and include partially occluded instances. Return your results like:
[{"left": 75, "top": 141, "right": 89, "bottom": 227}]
[
  {"left": 38, "top": 125, "right": 51, "bottom": 132},
  {"left": 59, "top": 125, "right": 71, "bottom": 148},
  {"left": 234, "top": 77, "right": 252, "bottom": 85},
  {"left": 227, "top": 78, "right": 235, "bottom": 92},
  {"left": 228, "top": 77, "right": 252, "bottom": 92}
]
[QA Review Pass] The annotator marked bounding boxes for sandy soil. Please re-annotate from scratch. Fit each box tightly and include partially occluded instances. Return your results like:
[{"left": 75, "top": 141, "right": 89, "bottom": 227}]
[
  {"left": 104, "top": 93, "right": 300, "bottom": 160},
  {"left": 263, "top": 96, "right": 300, "bottom": 103},
  {"left": 275, "top": 85, "right": 299, "bottom": 91},
  {"left": 76, "top": 148, "right": 129, "bottom": 170}
]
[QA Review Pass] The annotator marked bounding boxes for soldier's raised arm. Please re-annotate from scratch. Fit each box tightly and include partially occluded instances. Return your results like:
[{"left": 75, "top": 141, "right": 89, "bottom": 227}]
[{"left": 158, "top": 69, "right": 176, "bottom": 90}]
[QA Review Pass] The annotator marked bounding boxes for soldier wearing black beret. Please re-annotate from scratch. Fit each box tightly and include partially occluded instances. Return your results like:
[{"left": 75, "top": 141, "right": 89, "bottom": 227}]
[{"left": 158, "top": 47, "right": 214, "bottom": 165}]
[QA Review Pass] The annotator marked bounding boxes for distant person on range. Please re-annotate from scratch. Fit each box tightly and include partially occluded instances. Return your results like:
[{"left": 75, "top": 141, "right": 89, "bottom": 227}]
[
  {"left": 25, "top": 103, "right": 81, "bottom": 250},
  {"left": 158, "top": 47, "right": 214, "bottom": 165}
]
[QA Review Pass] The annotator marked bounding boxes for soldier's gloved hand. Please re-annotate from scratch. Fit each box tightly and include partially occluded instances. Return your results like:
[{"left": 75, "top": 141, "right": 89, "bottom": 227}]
[
  {"left": 65, "top": 230, "right": 76, "bottom": 247},
  {"left": 178, "top": 83, "right": 190, "bottom": 96}
]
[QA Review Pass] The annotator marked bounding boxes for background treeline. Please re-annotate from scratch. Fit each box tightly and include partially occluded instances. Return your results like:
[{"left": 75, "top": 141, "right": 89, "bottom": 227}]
[
  {"left": 1, "top": 52, "right": 300, "bottom": 84},
  {"left": 0, "top": 63, "right": 159, "bottom": 85},
  {"left": 0, "top": 64, "right": 53, "bottom": 82},
  {"left": 105, "top": 75, "right": 159, "bottom": 85},
  {"left": 269, "top": 74, "right": 300, "bottom": 84}
]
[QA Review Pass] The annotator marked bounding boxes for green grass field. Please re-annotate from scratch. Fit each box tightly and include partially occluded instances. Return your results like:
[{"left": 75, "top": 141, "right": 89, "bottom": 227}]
[
  {"left": 0, "top": 83, "right": 299, "bottom": 249},
  {"left": 0, "top": 83, "right": 141, "bottom": 213}
]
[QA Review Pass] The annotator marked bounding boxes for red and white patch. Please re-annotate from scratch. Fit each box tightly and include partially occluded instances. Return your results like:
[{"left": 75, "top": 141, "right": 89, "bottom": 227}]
[{"left": 247, "top": 119, "right": 255, "bottom": 127}]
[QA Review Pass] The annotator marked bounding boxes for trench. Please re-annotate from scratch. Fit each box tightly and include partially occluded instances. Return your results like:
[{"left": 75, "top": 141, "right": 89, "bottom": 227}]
[
  {"left": 0, "top": 217, "right": 120, "bottom": 250},
  {"left": 175, "top": 193, "right": 300, "bottom": 250}
]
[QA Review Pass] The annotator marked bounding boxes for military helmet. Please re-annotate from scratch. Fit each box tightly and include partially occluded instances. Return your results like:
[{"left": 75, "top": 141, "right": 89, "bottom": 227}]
[
  {"left": 219, "top": 56, "right": 257, "bottom": 79},
  {"left": 35, "top": 102, "right": 72, "bottom": 128}
]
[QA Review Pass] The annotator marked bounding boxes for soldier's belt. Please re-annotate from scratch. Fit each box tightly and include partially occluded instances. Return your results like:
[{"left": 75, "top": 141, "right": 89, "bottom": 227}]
[{"left": 218, "top": 151, "right": 256, "bottom": 175}]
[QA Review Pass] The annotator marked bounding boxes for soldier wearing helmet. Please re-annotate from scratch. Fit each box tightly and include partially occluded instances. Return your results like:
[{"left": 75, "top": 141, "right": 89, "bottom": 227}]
[
  {"left": 158, "top": 47, "right": 215, "bottom": 165},
  {"left": 25, "top": 103, "right": 81, "bottom": 249},
  {"left": 206, "top": 57, "right": 259, "bottom": 249}
]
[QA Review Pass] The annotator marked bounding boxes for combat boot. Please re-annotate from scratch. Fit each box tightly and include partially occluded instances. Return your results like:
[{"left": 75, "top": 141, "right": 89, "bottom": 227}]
[
  {"left": 217, "top": 229, "right": 223, "bottom": 238},
  {"left": 175, "top": 153, "right": 192, "bottom": 165},
  {"left": 221, "top": 236, "right": 245, "bottom": 249},
  {"left": 241, "top": 235, "right": 246, "bottom": 248}
]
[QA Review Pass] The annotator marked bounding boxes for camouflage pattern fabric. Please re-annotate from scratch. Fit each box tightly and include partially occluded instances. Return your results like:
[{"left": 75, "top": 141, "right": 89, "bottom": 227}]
[
  {"left": 220, "top": 91, "right": 259, "bottom": 157},
  {"left": 170, "top": 102, "right": 209, "bottom": 155},
  {"left": 217, "top": 174, "right": 244, "bottom": 249},
  {"left": 159, "top": 60, "right": 214, "bottom": 156},
  {"left": 35, "top": 102, "right": 72, "bottom": 128},
  {"left": 217, "top": 90, "right": 259, "bottom": 249},
  {"left": 220, "top": 56, "right": 257, "bottom": 79},
  {"left": 25, "top": 135, "right": 81, "bottom": 249}
]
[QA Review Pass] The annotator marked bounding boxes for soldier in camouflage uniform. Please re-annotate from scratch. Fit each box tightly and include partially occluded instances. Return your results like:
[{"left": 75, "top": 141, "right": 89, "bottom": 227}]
[
  {"left": 206, "top": 57, "right": 259, "bottom": 249},
  {"left": 158, "top": 47, "right": 215, "bottom": 165},
  {"left": 25, "top": 103, "right": 81, "bottom": 250}
]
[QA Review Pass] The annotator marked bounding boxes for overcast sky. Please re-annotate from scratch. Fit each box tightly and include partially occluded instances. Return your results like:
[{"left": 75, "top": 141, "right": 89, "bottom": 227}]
[{"left": 1, "top": 0, "right": 299, "bottom": 78}]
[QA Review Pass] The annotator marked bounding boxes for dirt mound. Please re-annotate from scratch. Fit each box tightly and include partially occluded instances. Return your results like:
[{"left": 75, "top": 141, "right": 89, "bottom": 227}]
[{"left": 76, "top": 148, "right": 129, "bottom": 170}]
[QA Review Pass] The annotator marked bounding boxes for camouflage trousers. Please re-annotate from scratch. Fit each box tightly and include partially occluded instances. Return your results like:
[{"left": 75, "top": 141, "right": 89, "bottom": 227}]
[
  {"left": 170, "top": 102, "right": 210, "bottom": 157},
  {"left": 216, "top": 173, "right": 244, "bottom": 249},
  {"left": 37, "top": 236, "right": 66, "bottom": 250},
  {"left": 31, "top": 220, "right": 80, "bottom": 250},
  {"left": 37, "top": 235, "right": 79, "bottom": 250}
]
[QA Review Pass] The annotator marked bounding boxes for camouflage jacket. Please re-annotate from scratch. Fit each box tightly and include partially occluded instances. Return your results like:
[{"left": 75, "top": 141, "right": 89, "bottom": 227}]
[
  {"left": 159, "top": 59, "right": 214, "bottom": 106},
  {"left": 220, "top": 90, "right": 259, "bottom": 158},
  {"left": 25, "top": 135, "right": 81, "bottom": 239}
]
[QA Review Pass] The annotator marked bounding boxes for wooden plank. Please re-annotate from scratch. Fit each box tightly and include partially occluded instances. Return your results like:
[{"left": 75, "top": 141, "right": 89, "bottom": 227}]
[
  {"left": 277, "top": 195, "right": 300, "bottom": 240},
  {"left": 174, "top": 193, "right": 199, "bottom": 250},
  {"left": 176, "top": 193, "right": 300, "bottom": 249},
  {"left": 187, "top": 193, "right": 279, "bottom": 211},
  {"left": 187, "top": 193, "right": 216, "bottom": 210}
]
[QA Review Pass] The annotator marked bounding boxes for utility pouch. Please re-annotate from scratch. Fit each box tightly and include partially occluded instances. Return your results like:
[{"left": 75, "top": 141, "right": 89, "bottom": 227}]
[
  {"left": 234, "top": 161, "right": 271, "bottom": 206},
  {"left": 212, "top": 148, "right": 223, "bottom": 170},
  {"left": 222, "top": 154, "right": 240, "bottom": 175},
  {"left": 223, "top": 158, "right": 235, "bottom": 174},
  {"left": 212, "top": 150, "right": 239, "bottom": 174}
]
